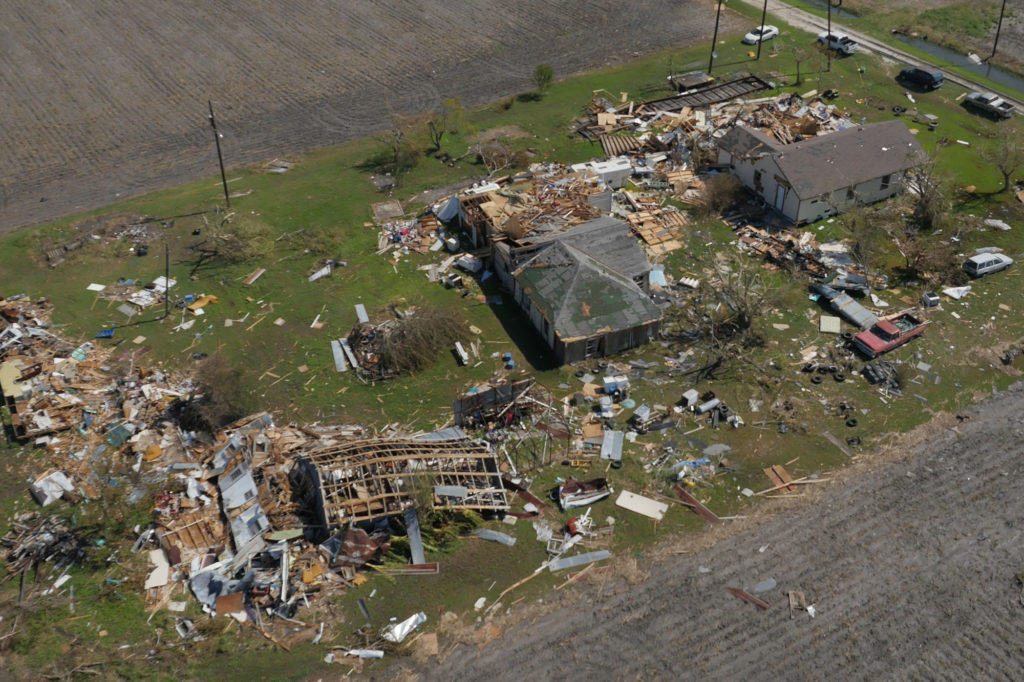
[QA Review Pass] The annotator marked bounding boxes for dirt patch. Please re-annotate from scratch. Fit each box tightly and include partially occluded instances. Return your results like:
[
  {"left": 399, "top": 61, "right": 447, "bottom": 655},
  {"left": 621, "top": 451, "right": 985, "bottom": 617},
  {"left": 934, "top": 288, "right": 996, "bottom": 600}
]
[
  {"left": 414, "top": 381, "right": 1024, "bottom": 680},
  {"left": 471, "top": 126, "right": 533, "bottom": 143},
  {"left": 0, "top": 0, "right": 742, "bottom": 234}
]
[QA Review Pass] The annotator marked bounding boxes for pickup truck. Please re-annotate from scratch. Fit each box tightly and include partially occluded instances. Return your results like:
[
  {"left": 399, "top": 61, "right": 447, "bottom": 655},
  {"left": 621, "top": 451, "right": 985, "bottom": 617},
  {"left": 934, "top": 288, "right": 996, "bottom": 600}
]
[
  {"left": 853, "top": 312, "right": 929, "bottom": 358},
  {"left": 816, "top": 31, "right": 858, "bottom": 55},
  {"left": 964, "top": 91, "right": 1016, "bottom": 119}
]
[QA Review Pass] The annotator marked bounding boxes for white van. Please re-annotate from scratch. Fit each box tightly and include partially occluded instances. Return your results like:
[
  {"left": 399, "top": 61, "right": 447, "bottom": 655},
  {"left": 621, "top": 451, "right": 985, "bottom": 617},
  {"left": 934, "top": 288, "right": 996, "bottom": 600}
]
[{"left": 963, "top": 252, "right": 1013, "bottom": 277}]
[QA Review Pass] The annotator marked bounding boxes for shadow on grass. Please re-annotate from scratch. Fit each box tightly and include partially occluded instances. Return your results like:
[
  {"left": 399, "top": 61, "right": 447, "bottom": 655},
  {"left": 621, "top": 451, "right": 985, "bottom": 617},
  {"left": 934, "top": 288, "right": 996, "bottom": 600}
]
[
  {"left": 476, "top": 279, "right": 557, "bottom": 372},
  {"left": 354, "top": 149, "right": 397, "bottom": 175},
  {"left": 516, "top": 92, "right": 543, "bottom": 103}
]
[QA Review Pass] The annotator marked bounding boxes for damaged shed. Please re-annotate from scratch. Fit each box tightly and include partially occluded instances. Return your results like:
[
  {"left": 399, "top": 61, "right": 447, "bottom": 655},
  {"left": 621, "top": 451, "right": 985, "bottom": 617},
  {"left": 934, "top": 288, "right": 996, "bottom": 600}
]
[{"left": 290, "top": 433, "right": 509, "bottom": 531}]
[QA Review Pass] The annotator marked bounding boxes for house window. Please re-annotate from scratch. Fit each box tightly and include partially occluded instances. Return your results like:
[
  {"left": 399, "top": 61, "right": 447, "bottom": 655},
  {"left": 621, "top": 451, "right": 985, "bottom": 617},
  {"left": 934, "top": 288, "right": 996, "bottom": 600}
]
[
  {"left": 846, "top": 186, "right": 856, "bottom": 202},
  {"left": 585, "top": 337, "right": 602, "bottom": 358},
  {"left": 880, "top": 174, "right": 892, "bottom": 190},
  {"left": 753, "top": 170, "right": 764, "bottom": 193}
]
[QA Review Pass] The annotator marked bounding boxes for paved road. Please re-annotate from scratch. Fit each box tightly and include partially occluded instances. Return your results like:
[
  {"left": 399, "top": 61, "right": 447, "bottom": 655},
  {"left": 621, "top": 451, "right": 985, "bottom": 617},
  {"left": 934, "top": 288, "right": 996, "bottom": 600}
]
[{"left": 736, "top": 0, "right": 1024, "bottom": 110}]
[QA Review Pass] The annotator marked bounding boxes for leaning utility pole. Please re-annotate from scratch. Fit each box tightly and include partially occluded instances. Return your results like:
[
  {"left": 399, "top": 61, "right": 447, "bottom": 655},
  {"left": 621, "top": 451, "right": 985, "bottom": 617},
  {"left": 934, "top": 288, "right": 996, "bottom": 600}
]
[
  {"left": 708, "top": 0, "right": 727, "bottom": 73},
  {"left": 208, "top": 101, "right": 230, "bottom": 210},
  {"left": 987, "top": 0, "right": 1008, "bottom": 63}
]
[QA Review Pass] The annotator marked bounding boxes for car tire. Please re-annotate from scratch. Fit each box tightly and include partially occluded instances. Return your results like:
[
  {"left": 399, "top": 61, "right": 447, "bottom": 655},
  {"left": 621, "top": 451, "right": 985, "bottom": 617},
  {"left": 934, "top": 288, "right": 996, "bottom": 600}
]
[
  {"left": 811, "top": 375, "right": 823, "bottom": 385},
  {"left": 846, "top": 418, "right": 858, "bottom": 428}
]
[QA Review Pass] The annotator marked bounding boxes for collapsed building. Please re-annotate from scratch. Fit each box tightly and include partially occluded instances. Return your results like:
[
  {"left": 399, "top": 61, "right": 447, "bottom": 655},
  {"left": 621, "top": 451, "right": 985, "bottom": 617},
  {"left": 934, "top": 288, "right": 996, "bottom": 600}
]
[{"left": 290, "top": 431, "right": 509, "bottom": 532}]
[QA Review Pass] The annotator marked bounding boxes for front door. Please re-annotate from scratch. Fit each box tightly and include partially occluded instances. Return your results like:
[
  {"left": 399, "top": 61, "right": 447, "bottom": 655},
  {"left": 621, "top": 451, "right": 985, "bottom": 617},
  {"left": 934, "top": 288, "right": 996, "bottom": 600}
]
[{"left": 774, "top": 184, "right": 786, "bottom": 211}]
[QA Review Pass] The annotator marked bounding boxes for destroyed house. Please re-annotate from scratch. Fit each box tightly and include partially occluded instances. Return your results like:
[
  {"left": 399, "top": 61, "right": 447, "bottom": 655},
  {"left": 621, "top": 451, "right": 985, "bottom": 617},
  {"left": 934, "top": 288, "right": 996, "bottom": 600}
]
[
  {"left": 492, "top": 216, "right": 661, "bottom": 365},
  {"left": 717, "top": 120, "right": 924, "bottom": 224},
  {"left": 290, "top": 434, "right": 508, "bottom": 532}
]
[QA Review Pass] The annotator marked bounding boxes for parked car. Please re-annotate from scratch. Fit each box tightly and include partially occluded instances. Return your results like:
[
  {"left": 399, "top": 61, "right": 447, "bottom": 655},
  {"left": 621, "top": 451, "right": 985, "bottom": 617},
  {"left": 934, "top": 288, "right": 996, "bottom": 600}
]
[
  {"left": 963, "top": 252, "right": 1013, "bottom": 277},
  {"left": 898, "top": 66, "right": 944, "bottom": 90},
  {"left": 816, "top": 31, "right": 858, "bottom": 55},
  {"left": 742, "top": 25, "right": 779, "bottom": 45},
  {"left": 963, "top": 91, "right": 1016, "bottom": 119},
  {"left": 853, "top": 312, "right": 929, "bottom": 358}
]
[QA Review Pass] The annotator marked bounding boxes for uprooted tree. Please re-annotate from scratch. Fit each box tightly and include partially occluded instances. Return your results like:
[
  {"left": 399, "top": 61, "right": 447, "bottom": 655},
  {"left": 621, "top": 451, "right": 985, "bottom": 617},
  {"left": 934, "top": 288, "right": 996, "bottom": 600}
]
[
  {"left": 695, "top": 173, "right": 744, "bottom": 218},
  {"left": 187, "top": 213, "right": 274, "bottom": 275},
  {"left": 180, "top": 354, "right": 253, "bottom": 433},
  {"left": 667, "top": 252, "right": 774, "bottom": 350},
  {"left": 475, "top": 139, "right": 529, "bottom": 177}
]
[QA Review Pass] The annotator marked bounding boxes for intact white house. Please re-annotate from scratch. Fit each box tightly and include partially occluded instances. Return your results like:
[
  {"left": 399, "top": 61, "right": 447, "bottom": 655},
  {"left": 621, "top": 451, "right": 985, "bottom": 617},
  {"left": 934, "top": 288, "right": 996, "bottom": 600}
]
[{"left": 716, "top": 120, "right": 924, "bottom": 224}]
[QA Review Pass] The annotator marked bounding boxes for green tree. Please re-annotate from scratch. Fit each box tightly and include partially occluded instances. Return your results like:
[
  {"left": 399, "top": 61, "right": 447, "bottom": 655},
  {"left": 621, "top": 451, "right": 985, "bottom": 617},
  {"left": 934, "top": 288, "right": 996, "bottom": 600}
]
[
  {"left": 979, "top": 136, "right": 1024, "bottom": 193},
  {"left": 533, "top": 63, "right": 554, "bottom": 93},
  {"left": 426, "top": 97, "right": 466, "bottom": 152}
]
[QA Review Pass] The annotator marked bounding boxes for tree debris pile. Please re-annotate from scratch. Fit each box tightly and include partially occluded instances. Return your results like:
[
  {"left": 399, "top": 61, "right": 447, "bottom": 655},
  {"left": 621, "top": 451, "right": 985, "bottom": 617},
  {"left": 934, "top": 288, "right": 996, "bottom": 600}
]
[{"left": 346, "top": 308, "right": 470, "bottom": 380}]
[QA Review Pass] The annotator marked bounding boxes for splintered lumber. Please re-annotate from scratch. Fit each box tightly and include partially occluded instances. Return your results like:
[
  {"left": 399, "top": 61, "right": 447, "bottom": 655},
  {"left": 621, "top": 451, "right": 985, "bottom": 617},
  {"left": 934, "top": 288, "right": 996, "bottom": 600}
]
[
  {"left": 756, "top": 476, "right": 809, "bottom": 496},
  {"left": 763, "top": 465, "right": 796, "bottom": 494},
  {"left": 729, "top": 587, "right": 770, "bottom": 610},
  {"left": 672, "top": 484, "right": 720, "bottom": 524}
]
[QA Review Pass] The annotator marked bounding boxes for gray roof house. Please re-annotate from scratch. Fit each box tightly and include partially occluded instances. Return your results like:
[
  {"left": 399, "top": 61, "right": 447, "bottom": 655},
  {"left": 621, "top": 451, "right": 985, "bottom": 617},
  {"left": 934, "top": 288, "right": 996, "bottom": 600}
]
[
  {"left": 491, "top": 216, "right": 662, "bottom": 365},
  {"left": 716, "top": 120, "right": 925, "bottom": 224}
]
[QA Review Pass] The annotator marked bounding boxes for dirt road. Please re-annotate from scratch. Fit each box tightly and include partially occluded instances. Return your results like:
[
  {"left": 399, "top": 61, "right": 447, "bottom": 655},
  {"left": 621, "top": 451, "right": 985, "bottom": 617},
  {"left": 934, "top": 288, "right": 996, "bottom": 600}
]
[
  {"left": 0, "top": 0, "right": 738, "bottom": 234},
  {"left": 422, "top": 381, "right": 1024, "bottom": 680}
]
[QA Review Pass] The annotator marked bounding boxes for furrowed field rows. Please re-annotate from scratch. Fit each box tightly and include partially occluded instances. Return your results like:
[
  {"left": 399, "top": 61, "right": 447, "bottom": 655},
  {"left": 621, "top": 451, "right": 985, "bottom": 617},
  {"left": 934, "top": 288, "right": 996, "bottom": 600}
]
[{"left": 0, "top": 0, "right": 738, "bottom": 230}]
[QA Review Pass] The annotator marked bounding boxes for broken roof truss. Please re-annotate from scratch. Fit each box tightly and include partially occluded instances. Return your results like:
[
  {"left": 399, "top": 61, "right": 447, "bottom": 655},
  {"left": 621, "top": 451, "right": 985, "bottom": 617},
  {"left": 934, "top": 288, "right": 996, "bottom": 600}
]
[{"left": 296, "top": 436, "right": 509, "bottom": 526}]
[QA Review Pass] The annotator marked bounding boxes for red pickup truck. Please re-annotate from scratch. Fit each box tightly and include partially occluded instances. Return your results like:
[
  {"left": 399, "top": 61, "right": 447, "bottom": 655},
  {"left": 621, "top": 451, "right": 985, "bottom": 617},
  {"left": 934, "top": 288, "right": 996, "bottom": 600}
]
[{"left": 853, "top": 312, "right": 928, "bottom": 358}]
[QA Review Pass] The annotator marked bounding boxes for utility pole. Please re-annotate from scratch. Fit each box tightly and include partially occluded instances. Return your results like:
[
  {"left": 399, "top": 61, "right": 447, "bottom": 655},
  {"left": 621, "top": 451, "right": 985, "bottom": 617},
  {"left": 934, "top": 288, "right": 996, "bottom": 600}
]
[
  {"left": 708, "top": 0, "right": 727, "bottom": 74},
  {"left": 163, "top": 242, "right": 170, "bottom": 320},
  {"left": 756, "top": 0, "right": 769, "bottom": 60},
  {"left": 208, "top": 101, "right": 230, "bottom": 210},
  {"left": 987, "top": 0, "right": 1008, "bottom": 63},
  {"left": 826, "top": 0, "right": 832, "bottom": 73}
]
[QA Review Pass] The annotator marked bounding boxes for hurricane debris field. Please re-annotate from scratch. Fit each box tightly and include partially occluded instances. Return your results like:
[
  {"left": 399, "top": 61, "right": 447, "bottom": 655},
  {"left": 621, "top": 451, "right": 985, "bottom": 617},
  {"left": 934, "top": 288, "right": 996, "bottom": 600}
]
[
  {"left": 422, "top": 381, "right": 1024, "bottom": 681},
  {"left": 0, "top": 0, "right": 740, "bottom": 233}
]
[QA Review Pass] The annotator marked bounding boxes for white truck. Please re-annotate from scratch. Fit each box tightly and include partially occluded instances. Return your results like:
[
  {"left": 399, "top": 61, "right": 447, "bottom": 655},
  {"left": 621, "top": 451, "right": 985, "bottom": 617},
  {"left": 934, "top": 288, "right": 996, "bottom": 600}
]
[
  {"left": 964, "top": 92, "right": 1016, "bottom": 119},
  {"left": 816, "top": 31, "right": 858, "bottom": 55}
]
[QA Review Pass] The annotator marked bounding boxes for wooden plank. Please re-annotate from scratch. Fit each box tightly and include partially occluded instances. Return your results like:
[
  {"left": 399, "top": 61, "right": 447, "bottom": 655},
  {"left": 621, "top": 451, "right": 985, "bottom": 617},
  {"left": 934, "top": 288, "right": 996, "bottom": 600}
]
[
  {"left": 763, "top": 465, "right": 796, "bottom": 494},
  {"left": 823, "top": 430, "right": 853, "bottom": 457},
  {"left": 672, "top": 484, "right": 720, "bottom": 524},
  {"left": 729, "top": 587, "right": 770, "bottom": 610}
]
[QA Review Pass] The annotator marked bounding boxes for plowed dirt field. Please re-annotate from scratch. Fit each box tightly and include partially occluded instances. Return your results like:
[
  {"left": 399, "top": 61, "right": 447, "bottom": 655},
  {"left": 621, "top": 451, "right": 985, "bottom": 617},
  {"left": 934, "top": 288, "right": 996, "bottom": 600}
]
[{"left": 0, "top": 0, "right": 736, "bottom": 232}]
